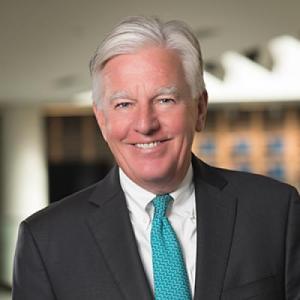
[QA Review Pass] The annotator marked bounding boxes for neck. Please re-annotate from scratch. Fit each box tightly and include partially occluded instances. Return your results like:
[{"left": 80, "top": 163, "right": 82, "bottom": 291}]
[{"left": 120, "top": 163, "right": 192, "bottom": 195}]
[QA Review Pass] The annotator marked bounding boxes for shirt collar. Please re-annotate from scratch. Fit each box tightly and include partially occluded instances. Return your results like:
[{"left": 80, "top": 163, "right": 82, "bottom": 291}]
[
  {"left": 169, "top": 164, "right": 195, "bottom": 218},
  {"left": 119, "top": 164, "right": 195, "bottom": 226},
  {"left": 119, "top": 168, "right": 155, "bottom": 214}
]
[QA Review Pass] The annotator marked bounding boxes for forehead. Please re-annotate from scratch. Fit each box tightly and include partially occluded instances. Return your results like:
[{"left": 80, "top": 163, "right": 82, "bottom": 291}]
[{"left": 101, "top": 46, "right": 187, "bottom": 91}]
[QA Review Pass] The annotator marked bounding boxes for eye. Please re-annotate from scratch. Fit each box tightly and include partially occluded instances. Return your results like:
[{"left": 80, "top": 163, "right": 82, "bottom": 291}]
[
  {"left": 158, "top": 98, "right": 175, "bottom": 105},
  {"left": 114, "top": 102, "right": 133, "bottom": 110}
]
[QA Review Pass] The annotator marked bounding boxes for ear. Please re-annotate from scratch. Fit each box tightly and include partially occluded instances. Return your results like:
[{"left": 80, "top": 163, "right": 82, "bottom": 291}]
[
  {"left": 93, "top": 103, "right": 107, "bottom": 141},
  {"left": 195, "top": 90, "right": 208, "bottom": 132}
]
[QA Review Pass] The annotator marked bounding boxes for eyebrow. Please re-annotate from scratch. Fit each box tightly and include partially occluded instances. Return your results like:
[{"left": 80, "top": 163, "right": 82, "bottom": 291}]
[
  {"left": 155, "top": 86, "right": 178, "bottom": 97},
  {"left": 108, "top": 86, "right": 179, "bottom": 103},
  {"left": 108, "top": 91, "right": 130, "bottom": 103}
]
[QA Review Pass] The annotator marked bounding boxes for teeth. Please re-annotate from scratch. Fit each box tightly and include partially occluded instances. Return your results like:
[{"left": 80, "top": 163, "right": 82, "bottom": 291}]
[{"left": 135, "top": 141, "right": 160, "bottom": 149}]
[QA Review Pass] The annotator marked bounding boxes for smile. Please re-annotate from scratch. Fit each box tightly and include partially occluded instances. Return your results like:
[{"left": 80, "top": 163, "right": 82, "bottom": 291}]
[{"left": 134, "top": 141, "right": 161, "bottom": 149}]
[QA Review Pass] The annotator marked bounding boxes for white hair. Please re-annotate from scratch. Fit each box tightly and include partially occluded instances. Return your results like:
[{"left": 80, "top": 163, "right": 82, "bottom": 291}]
[{"left": 89, "top": 16, "right": 206, "bottom": 108}]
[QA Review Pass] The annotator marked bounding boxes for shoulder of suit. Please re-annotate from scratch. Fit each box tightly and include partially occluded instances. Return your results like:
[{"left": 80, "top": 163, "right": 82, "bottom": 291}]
[
  {"left": 24, "top": 165, "right": 120, "bottom": 228},
  {"left": 193, "top": 156, "right": 297, "bottom": 202},
  {"left": 193, "top": 156, "right": 294, "bottom": 192},
  {"left": 23, "top": 178, "right": 104, "bottom": 229},
  {"left": 207, "top": 164, "right": 298, "bottom": 205},
  {"left": 214, "top": 165, "right": 294, "bottom": 190}
]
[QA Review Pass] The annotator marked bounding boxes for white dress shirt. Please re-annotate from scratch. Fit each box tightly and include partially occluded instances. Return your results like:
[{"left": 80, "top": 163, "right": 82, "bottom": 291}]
[{"left": 119, "top": 165, "right": 197, "bottom": 296}]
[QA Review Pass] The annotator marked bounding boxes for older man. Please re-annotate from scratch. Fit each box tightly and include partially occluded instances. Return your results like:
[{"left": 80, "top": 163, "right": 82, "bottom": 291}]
[{"left": 13, "top": 16, "right": 300, "bottom": 300}]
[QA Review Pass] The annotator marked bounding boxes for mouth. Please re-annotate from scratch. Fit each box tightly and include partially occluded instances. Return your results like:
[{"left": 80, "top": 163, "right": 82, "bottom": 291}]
[
  {"left": 133, "top": 139, "right": 169, "bottom": 149},
  {"left": 135, "top": 141, "right": 161, "bottom": 149}
]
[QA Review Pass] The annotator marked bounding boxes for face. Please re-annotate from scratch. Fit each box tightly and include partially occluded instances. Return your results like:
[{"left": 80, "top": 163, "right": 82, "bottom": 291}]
[{"left": 93, "top": 46, "right": 207, "bottom": 194}]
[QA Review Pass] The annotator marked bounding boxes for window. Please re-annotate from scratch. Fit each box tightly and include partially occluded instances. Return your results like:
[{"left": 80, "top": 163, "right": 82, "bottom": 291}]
[
  {"left": 232, "top": 139, "right": 251, "bottom": 156},
  {"left": 200, "top": 139, "right": 216, "bottom": 156},
  {"left": 267, "top": 136, "right": 284, "bottom": 155},
  {"left": 267, "top": 164, "right": 285, "bottom": 181}
]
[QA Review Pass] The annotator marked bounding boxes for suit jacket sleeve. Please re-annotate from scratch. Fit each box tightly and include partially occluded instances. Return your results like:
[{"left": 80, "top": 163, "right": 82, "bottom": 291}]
[
  {"left": 12, "top": 221, "right": 56, "bottom": 300},
  {"left": 285, "top": 187, "right": 300, "bottom": 299}
]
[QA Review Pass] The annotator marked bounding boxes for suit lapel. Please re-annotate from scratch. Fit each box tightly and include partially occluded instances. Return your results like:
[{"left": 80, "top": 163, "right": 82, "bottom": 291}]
[
  {"left": 192, "top": 157, "right": 237, "bottom": 300},
  {"left": 86, "top": 167, "right": 153, "bottom": 300},
  {"left": 85, "top": 158, "right": 237, "bottom": 300}
]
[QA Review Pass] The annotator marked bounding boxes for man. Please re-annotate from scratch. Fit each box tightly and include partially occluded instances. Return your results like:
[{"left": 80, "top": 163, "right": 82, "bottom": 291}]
[{"left": 13, "top": 16, "right": 300, "bottom": 300}]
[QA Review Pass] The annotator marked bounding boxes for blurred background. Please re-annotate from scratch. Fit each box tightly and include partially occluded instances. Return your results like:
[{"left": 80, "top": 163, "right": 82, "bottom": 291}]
[{"left": 1, "top": 0, "right": 300, "bottom": 298}]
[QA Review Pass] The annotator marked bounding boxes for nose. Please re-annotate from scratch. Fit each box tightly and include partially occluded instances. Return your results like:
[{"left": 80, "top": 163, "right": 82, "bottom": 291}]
[{"left": 134, "top": 104, "right": 160, "bottom": 135}]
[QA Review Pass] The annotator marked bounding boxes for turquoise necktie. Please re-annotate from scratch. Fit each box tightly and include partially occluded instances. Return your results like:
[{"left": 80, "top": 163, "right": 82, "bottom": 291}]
[{"left": 151, "top": 194, "right": 192, "bottom": 300}]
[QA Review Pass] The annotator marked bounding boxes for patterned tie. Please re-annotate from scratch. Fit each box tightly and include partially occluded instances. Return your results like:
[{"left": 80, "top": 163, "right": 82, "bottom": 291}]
[{"left": 151, "top": 194, "right": 192, "bottom": 300}]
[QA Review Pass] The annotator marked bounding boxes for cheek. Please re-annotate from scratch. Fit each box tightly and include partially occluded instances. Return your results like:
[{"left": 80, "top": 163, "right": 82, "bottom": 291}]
[
  {"left": 105, "top": 114, "right": 130, "bottom": 141},
  {"left": 165, "top": 109, "right": 195, "bottom": 137}
]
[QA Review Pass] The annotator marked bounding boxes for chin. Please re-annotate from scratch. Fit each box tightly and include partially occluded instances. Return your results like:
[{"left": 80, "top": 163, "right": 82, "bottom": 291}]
[
  {"left": 135, "top": 171, "right": 167, "bottom": 183},
  {"left": 136, "top": 168, "right": 176, "bottom": 186}
]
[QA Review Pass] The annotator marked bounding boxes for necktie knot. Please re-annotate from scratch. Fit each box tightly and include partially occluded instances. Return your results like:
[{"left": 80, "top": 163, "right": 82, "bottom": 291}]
[{"left": 152, "top": 194, "right": 172, "bottom": 218}]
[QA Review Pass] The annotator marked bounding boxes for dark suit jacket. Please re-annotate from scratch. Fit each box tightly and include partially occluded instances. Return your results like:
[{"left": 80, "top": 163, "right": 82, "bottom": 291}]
[{"left": 13, "top": 157, "right": 300, "bottom": 299}]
